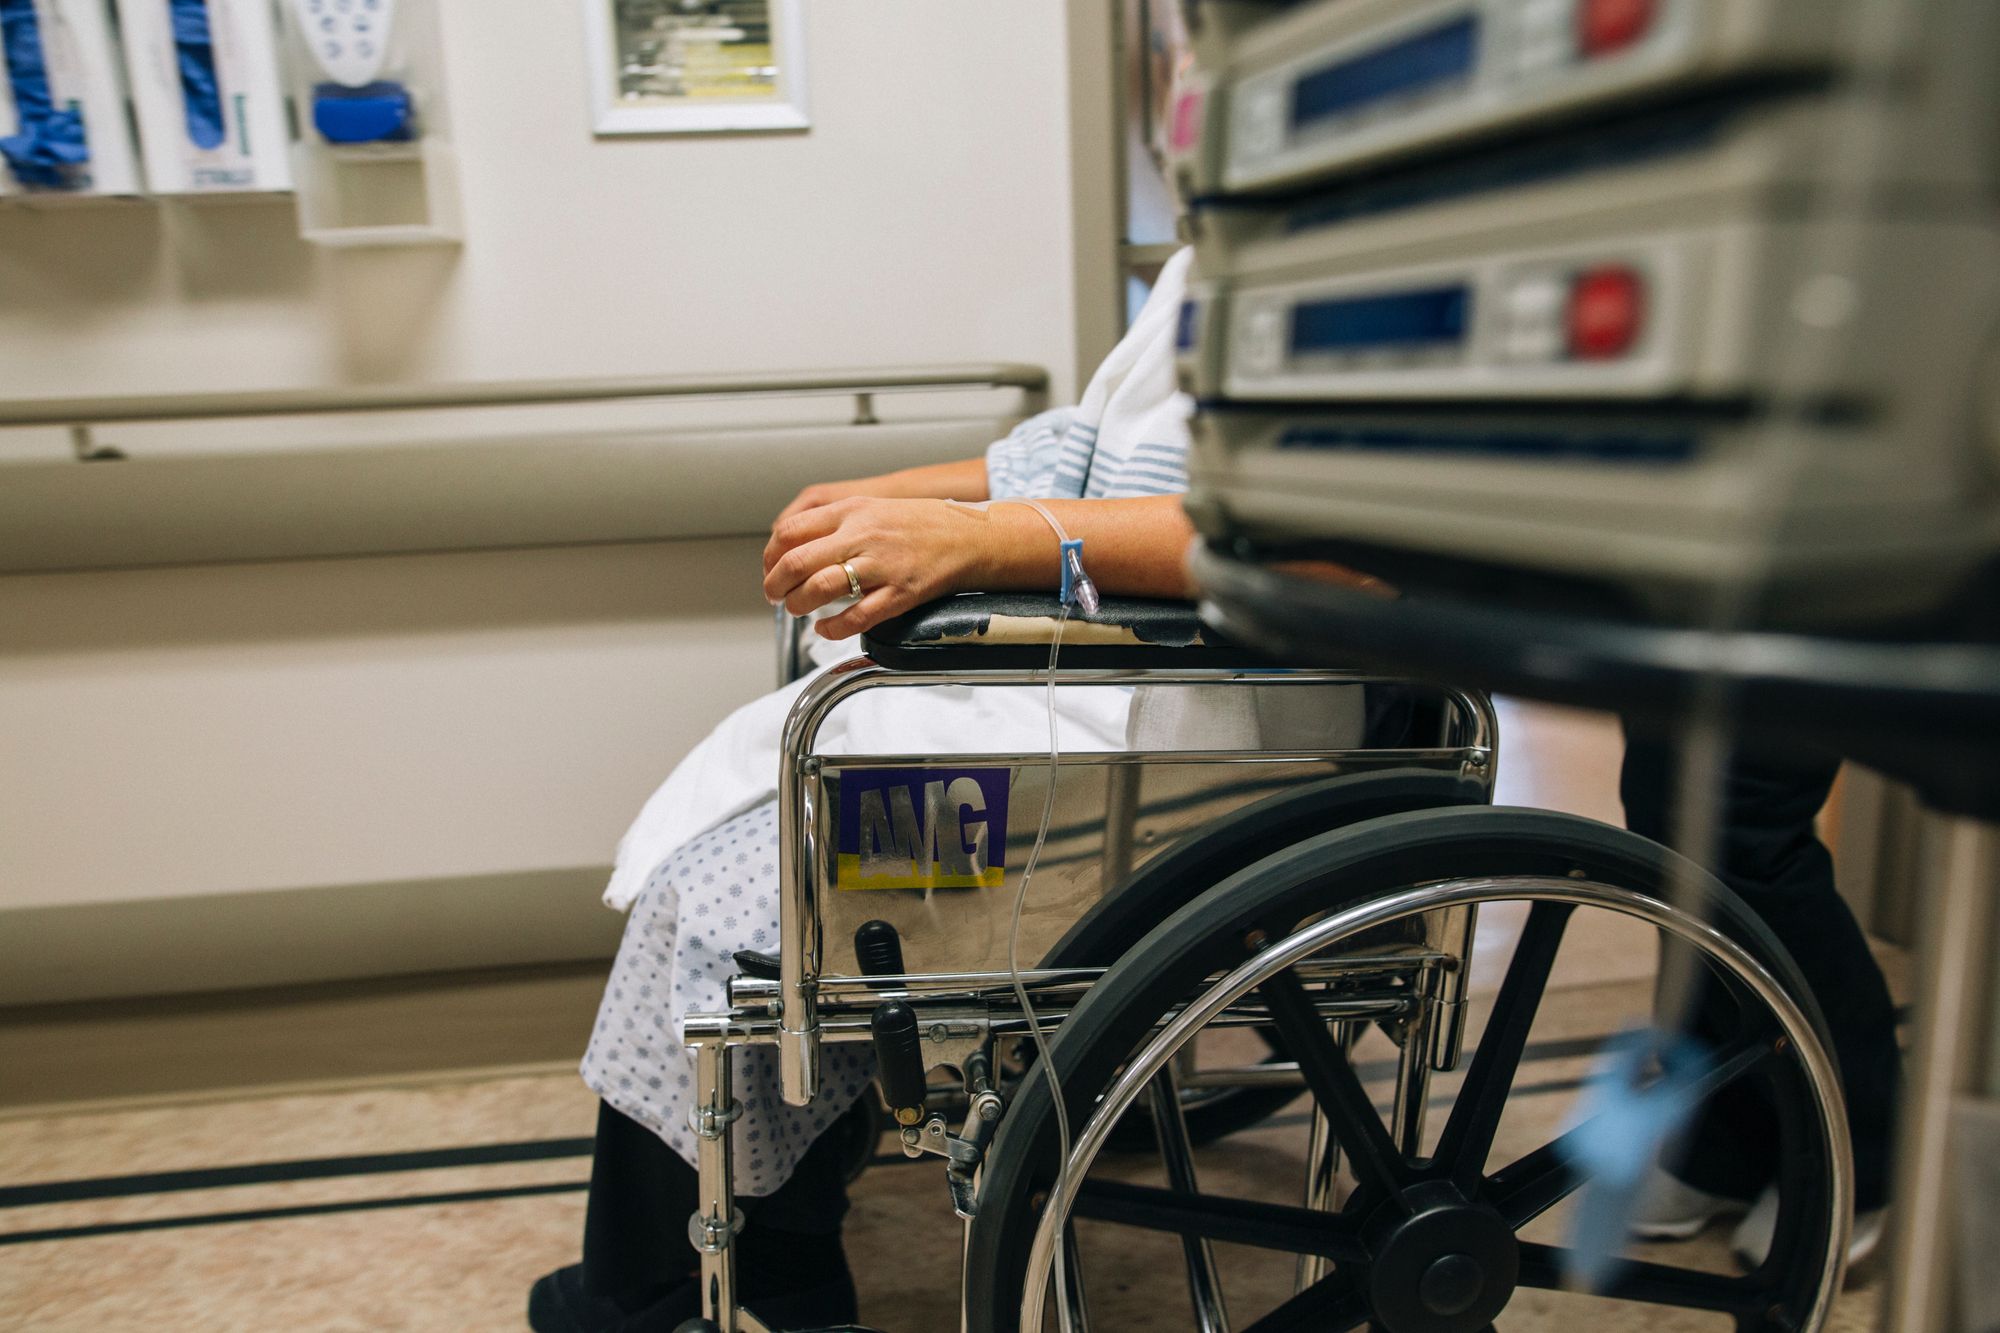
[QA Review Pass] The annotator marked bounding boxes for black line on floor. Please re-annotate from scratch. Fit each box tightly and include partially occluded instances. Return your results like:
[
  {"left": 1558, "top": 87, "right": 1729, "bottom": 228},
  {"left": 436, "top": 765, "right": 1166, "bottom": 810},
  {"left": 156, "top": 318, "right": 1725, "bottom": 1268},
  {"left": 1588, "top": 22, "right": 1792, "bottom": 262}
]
[
  {"left": 0, "top": 1137, "right": 593, "bottom": 1211},
  {"left": 0, "top": 1031, "right": 1623, "bottom": 1214},
  {"left": 0, "top": 1180, "right": 590, "bottom": 1248}
]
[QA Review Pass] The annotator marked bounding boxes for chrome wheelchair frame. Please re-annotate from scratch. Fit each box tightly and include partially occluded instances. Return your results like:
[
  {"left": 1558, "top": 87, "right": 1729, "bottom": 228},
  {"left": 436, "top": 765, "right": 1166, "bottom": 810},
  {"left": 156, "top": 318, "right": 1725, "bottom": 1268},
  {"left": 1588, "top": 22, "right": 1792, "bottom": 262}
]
[
  {"left": 675, "top": 599, "right": 1850, "bottom": 1333},
  {"left": 685, "top": 604, "right": 1493, "bottom": 1329}
]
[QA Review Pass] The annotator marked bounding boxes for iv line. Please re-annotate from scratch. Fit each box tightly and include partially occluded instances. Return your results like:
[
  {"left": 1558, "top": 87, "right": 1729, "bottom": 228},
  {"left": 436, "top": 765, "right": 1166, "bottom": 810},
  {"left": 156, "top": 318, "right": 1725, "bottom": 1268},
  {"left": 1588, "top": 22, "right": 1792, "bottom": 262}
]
[{"left": 957, "top": 495, "right": 1093, "bottom": 1330}]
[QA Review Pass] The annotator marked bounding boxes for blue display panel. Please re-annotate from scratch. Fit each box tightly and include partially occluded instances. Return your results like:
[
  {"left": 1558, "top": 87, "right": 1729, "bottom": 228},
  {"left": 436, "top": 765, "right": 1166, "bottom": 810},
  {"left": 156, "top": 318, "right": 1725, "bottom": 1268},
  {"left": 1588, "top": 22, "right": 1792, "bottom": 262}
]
[
  {"left": 1290, "top": 15, "right": 1481, "bottom": 131},
  {"left": 1289, "top": 285, "right": 1471, "bottom": 354}
]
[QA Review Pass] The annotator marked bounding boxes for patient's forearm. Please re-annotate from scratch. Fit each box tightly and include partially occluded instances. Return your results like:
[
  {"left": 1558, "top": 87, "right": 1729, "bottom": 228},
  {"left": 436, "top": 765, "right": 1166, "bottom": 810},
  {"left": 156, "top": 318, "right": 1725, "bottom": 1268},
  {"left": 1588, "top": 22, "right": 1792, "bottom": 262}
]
[
  {"left": 965, "top": 495, "right": 1197, "bottom": 600},
  {"left": 776, "top": 457, "right": 989, "bottom": 527},
  {"left": 763, "top": 492, "right": 1199, "bottom": 640},
  {"left": 879, "top": 456, "right": 990, "bottom": 502}
]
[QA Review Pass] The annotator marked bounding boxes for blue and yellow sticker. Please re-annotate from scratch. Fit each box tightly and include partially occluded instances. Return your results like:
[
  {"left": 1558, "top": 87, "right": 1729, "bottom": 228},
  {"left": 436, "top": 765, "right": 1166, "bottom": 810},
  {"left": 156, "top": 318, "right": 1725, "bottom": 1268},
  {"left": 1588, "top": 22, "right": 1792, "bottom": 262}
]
[{"left": 834, "top": 767, "right": 1010, "bottom": 891}]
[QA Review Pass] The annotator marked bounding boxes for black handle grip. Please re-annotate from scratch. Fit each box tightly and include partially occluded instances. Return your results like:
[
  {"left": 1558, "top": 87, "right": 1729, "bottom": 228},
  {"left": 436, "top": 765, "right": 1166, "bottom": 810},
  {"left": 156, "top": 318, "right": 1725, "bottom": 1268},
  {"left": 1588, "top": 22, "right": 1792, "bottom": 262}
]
[
  {"left": 731, "top": 949, "right": 781, "bottom": 981},
  {"left": 854, "top": 920, "right": 906, "bottom": 979},
  {"left": 870, "top": 1000, "right": 928, "bottom": 1120}
]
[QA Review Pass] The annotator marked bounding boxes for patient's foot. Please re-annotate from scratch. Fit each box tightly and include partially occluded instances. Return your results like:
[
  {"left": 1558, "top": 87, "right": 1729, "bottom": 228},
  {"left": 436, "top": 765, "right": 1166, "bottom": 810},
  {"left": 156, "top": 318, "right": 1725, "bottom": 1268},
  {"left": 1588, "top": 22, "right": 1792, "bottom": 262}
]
[
  {"left": 527, "top": 1263, "right": 648, "bottom": 1332},
  {"left": 526, "top": 1235, "right": 858, "bottom": 1332},
  {"left": 741, "top": 1228, "right": 859, "bottom": 1328}
]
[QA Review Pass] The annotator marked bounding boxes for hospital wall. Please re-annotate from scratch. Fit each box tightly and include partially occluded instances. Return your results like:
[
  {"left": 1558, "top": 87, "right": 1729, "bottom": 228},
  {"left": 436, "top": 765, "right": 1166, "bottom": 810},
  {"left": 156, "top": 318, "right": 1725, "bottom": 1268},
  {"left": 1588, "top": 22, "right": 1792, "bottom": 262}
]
[{"left": 0, "top": 0, "right": 1114, "bottom": 1005}]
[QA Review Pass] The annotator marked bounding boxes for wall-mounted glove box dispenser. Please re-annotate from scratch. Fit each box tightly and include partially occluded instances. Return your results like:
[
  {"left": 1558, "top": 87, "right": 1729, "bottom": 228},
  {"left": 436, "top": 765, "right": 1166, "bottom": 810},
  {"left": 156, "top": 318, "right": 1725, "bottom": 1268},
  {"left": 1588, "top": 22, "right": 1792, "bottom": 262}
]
[
  {"left": 280, "top": 0, "right": 458, "bottom": 245},
  {"left": 0, "top": 0, "right": 142, "bottom": 198},
  {"left": 118, "top": 0, "right": 291, "bottom": 193}
]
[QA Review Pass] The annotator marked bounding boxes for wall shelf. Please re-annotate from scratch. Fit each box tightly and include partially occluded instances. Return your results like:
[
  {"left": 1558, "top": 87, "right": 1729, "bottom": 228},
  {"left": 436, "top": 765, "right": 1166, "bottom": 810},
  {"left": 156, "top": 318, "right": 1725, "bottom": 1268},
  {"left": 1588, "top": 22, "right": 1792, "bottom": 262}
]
[{"left": 281, "top": 0, "right": 459, "bottom": 247}]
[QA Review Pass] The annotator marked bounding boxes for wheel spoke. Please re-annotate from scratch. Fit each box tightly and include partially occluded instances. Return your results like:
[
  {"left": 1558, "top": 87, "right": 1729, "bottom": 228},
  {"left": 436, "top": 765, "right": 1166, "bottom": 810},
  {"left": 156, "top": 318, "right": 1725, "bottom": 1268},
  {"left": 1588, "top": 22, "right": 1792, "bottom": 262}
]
[
  {"left": 1069, "top": 1178, "right": 1368, "bottom": 1262},
  {"left": 1484, "top": 1029, "right": 1779, "bottom": 1229},
  {"left": 1260, "top": 969, "right": 1410, "bottom": 1196},
  {"left": 1484, "top": 1135, "right": 1577, "bottom": 1230},
  {"left": 1434, "top": 903, "right": 1572, "bottom": 1188},
  {"left": 1516, "top": 1242, "right": 1765, "bottom": 1316},
  {"left": 1692, "top": 1029, "right": 1783, "bottom": 1093},
  {"left": 1059, "top": 1220, "right": 1092, "bottom": 1333},
  {"left": 1148, "top": 1071, "right": 1230, "bottom": 1333},
  {"left": 1238, "top": 1274, "right": 1371, "bottom": 1333}
]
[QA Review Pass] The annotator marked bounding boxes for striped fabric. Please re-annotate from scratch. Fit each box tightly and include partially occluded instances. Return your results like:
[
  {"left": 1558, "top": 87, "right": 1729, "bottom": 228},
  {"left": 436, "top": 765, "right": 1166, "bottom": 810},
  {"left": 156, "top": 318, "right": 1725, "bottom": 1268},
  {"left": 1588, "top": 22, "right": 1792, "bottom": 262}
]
[
  {"left": 985, "top": 247, "right": 1196, "bottom": 505},
  {"left": 986, "top": 405, "right": 1190, "bottom": 502}
]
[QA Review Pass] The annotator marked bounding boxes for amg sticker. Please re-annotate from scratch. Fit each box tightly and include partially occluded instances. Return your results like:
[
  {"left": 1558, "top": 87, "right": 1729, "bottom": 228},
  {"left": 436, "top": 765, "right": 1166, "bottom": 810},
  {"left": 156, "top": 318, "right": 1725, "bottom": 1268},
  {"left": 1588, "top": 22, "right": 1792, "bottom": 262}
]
[{"left": 835, "top": 767, "right": 1009, "bottom": 891}]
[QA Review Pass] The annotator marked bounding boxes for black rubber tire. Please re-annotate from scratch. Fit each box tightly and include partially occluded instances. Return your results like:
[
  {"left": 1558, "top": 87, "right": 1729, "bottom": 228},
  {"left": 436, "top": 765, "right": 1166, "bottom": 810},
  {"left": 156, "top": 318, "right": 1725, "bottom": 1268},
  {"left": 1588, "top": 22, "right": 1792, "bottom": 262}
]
[{"left": 963, "top": 805, "right": 1841, "bottom": 1333}]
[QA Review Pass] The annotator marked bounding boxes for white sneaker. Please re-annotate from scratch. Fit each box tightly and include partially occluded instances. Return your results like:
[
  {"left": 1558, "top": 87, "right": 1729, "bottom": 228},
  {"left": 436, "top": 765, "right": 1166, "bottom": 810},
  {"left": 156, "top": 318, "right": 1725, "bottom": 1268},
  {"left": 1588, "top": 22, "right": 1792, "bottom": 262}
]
[
  {"left": 1627, "top": 1168, "right": 1749, "bottom": 1240},
  {"left": 1729, "top": 1185, "right": 1889, "bottom": 1270}
]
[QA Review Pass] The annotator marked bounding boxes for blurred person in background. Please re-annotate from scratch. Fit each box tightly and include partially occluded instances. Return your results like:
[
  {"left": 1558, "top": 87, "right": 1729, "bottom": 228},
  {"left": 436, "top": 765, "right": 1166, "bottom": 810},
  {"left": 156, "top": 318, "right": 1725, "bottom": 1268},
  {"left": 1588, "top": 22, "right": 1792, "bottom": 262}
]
[{"left": 1622, "top": 737, "right": 1898, "bottom": 1268}]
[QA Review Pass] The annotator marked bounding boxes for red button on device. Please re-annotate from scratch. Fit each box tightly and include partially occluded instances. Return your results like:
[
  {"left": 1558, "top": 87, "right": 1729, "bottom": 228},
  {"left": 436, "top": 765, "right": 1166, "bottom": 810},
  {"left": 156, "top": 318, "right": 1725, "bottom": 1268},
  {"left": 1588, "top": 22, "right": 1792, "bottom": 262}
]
[
  {"left": 1578, "top": 0, "right": 1655, "bottom": 56},
  {"left": 1567, "top": 265, "right": 1645, "bottom": 360}
]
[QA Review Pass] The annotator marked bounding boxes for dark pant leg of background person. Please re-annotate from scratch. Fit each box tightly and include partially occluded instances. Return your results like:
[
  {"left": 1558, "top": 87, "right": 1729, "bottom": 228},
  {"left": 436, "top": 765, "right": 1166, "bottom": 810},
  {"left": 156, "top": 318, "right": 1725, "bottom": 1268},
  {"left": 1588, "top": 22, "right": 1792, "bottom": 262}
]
[
  {"left": 1619, "top": 730, "right": 1901, "bottom": 1213},
  {"left": 577, "top": 1100, "right": 855, "bottom": 1313}
]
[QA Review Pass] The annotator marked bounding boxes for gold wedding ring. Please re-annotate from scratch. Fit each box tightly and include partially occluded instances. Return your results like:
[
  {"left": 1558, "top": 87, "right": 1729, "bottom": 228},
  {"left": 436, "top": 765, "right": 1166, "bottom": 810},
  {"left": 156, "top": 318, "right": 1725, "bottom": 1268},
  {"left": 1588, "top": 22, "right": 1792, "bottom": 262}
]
[{"left": 841, "top": 560, "right": 863, "bottom": 599}]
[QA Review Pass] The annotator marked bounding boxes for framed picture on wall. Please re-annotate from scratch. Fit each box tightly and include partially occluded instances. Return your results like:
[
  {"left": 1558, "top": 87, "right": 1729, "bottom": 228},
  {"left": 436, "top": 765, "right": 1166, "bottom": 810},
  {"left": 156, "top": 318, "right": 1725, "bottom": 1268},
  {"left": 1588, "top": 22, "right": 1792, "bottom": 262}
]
[{"left": 584, "top": 0, "right": 809, "bottom": 135}]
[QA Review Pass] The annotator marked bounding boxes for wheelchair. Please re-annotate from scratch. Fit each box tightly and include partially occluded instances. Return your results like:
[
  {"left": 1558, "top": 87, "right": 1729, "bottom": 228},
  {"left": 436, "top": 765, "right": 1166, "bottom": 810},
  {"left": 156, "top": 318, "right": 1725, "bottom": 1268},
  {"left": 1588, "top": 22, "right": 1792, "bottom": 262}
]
[{"left": 679, "top": 594, "right": 1853, "bottom": 1333}]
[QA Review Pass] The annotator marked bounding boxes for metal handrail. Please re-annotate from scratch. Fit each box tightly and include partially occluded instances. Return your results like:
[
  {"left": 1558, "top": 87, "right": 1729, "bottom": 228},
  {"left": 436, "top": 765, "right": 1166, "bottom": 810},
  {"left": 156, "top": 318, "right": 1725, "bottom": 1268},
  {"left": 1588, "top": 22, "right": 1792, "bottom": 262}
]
[{"left": 0, "top": 362, "right": 1049, "bottom": 429}]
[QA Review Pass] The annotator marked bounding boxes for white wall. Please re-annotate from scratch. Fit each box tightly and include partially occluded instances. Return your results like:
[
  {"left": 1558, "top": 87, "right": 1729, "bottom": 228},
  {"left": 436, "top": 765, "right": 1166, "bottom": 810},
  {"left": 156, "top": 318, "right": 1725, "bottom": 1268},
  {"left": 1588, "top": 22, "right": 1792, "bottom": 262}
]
[
  {"left": 0, "top": 1, "right": 1110, "bottom": 1003},
  {"left": 0, "top": 0, "right": 1085, "bottom": 402},
  {"left": 0, "top": 541, "right": 769, "bottom": 1002}
]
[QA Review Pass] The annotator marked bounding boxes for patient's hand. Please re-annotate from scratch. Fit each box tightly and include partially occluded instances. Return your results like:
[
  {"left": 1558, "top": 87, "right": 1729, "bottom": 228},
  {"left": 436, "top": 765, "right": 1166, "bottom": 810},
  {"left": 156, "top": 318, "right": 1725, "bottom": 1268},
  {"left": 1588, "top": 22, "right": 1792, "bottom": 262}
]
[
  {"left": 775, "top": 478, "right": 879, "bottom": 527},
  {"left": 773, "top": 458, "right": 992, "bottom": 529},
  {"left": 763, "top": 497, "right": 985, "bottom": 640}
]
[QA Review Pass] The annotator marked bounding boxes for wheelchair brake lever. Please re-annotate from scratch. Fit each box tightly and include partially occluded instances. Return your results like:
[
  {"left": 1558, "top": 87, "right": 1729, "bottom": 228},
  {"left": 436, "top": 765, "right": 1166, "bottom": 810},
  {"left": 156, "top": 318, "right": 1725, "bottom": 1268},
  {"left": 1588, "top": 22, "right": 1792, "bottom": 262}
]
[
  {"left": 900, "top": 1089, "right": 1004, "bottom": 1219},
  {"left": 901, "top": 1047, "right": 1006, "bottom": 1218}
]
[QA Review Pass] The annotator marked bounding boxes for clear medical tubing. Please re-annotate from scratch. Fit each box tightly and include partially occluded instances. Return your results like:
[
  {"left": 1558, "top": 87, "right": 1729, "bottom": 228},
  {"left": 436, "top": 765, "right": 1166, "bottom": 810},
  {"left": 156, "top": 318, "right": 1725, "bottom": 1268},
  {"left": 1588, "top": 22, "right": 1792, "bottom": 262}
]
[
  {"left": 1007, "top": 600, "right": 1079, "bottom": 1332},
  {"left": 959, "top": 495, "right": 1097, "bottom": 1331}
]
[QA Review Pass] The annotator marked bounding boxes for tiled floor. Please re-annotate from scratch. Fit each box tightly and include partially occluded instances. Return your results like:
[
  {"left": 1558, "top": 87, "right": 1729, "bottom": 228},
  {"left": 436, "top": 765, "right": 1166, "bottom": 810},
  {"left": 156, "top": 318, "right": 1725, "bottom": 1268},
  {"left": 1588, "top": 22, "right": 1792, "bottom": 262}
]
[
  {"left": 0, "top": 962, "right": 1890, "bottom": 1332},
  {"left": 0, "top": 702, "right": 1897, "bottom": 1330}
]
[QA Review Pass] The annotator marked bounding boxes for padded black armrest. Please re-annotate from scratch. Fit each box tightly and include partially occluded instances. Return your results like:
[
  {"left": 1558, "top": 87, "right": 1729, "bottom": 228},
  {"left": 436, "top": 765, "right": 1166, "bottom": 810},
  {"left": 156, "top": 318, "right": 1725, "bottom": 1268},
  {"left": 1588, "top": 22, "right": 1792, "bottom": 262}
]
[{"left": 861, "top": 592, "right": 1276, "bottom": 670}]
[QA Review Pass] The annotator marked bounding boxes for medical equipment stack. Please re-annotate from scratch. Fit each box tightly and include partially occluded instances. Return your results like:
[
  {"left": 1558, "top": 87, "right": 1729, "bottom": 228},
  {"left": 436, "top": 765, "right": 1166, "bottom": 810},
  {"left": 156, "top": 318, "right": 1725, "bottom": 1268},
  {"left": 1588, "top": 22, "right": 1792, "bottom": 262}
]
[
  {"left": 1174, "top": 0, "right": 2000, "bottom": 632},
  {"left": 0, "top": 0, "right": 141, "bottom": 197},
  {"left": 117, "top": 0, "right": 290, "bottom": 193},
  {"left": 278, "top": 0, "right": 459, "bottom": 245},
  {"left": 1177, "top": 5, "right": 2000, "bottom": 1330}
]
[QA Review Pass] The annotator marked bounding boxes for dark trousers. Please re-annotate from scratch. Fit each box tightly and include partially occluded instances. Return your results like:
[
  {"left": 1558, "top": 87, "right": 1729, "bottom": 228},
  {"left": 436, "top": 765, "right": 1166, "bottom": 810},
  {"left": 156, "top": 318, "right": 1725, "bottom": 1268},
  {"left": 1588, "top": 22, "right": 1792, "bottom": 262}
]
[
  {"left": 1619, "top": 732, "right": 1900, "bottom": 1212},
  {"left": 580, "top": 1101, "right": 853, "bottom": 1309}
]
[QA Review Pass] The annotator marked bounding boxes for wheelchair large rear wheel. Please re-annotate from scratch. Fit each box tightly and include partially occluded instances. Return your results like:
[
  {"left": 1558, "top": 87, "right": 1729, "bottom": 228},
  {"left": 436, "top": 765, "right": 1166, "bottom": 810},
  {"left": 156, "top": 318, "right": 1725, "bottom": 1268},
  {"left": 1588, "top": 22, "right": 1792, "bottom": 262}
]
[{"left": 965, "top": 806, "right": 1850, "bottom": 1333}]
